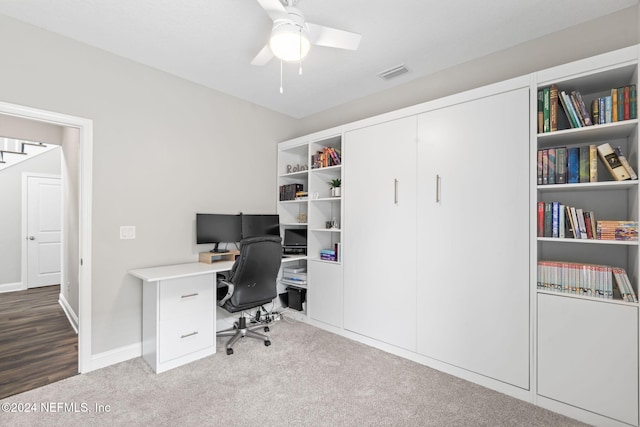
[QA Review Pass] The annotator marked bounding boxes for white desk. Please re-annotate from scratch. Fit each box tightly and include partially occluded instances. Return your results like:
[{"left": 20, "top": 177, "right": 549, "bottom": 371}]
[
  {"left": 130, "top": 261, "right": 235, "bottom": 373},
  {"left": 130, "top": 255, "right": 305, "bottom": 373}
]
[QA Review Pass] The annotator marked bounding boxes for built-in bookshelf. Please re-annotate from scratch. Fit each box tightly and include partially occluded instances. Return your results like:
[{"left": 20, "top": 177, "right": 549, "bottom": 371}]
[
  {"left": 534, "top": 46, "right": 640, "bottom": 427},
  {"left": 277, "top": 134, "right": 344, "bottom": 320}
]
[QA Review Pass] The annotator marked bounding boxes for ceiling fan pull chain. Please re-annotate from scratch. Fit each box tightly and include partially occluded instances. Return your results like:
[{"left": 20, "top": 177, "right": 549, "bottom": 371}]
[
  {"left": 299, "top": 27, "right": 303, "bottom": 76},
  {"left": 280, "top": 60, "right": 284, "bottom": 94}
]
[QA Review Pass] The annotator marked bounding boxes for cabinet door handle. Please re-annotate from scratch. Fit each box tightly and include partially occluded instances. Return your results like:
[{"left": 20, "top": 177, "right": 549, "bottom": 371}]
[
  {"left": 181, "top": 331, "right": 198, "bottom": 339},
  {"left": 436, "top": 175, "right": 441, "bottom": 203},
  {"left": 394, "top": 179, "right": 399, "bottom": 205},
  {"left": 181, "top": 293, "right": 199, "bottom": 299}
]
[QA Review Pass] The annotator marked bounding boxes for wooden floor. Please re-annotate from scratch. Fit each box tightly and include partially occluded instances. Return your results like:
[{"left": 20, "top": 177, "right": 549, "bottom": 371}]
[{"left": 0, "top": 285, "right": 78, "bottom": 399}]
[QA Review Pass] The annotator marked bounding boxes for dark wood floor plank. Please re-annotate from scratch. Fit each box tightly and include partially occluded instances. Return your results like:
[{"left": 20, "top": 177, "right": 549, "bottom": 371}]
[{"left": 0, "top": 285, "right": 78, "bottom": 399}]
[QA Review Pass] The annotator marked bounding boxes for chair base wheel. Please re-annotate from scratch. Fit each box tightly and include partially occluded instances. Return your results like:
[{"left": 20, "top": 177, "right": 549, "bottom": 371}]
[
  {"left": 264, "top": 340, "right": 271, "bottom": 347},
  {"left": 226, "top": 348, "right": 234, "bottom": 355},
  {"left": 264, "top": 326, "right": 270, "bottom": 332}
]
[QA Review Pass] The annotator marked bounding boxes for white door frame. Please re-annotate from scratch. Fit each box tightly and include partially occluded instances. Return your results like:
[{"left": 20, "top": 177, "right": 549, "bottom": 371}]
[
  {"left": 22, "top": 172, "right": 62, "bottom": 290},
  {"left": 1, "top": 101, "right": 93, "bottom": 374}
]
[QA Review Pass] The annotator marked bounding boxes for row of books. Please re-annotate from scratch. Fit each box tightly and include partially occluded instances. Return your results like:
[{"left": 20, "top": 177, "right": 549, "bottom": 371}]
[
  {"left": 597, "top": 220, "right": 639, "bottom": 241},
  {"left": 537, "top": 261, "right": 637, "bottom": 302},
  {"left": 537, "top": 202, "right": 595, "bottom": 239},
  {"left": 320, "top": 243, "right": 341, "bottom": 261},
  {"left": 592, "top": 85, "right": 638, "bottom": 125},
  {"left": 311, "top": 147, "right": 341, "bottom": 169},
  {"left": 537, "top": 142, "right": 637, "bottom": 185},
  {"left": 279, "top": 183, "right": 304, "bottom": 201},
  {"left": 538, "top": 84, "right": 637, "bottom": 133},
  {"left": 537, "top": 201, "right": 638, "bottom": 241}
]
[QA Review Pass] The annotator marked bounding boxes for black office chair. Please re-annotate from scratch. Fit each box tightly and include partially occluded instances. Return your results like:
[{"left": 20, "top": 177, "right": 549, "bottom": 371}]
[{"left": 216, "top": 235, "right": 282, "bottom": 355}]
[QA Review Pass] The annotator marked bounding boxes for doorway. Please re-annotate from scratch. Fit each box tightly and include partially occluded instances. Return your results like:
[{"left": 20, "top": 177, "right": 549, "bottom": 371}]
[
  {"left": 0, "top": 101, "right": 93, "bottom": 374},
  {"left": 24, "top": 174, "right": 62, "bottom": 289}
]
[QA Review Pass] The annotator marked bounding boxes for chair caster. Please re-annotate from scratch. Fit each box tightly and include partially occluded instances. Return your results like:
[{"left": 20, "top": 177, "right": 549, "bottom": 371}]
[
  {"left": 264, "top": 340, "right": 271, "bottom": 347},
  {"left": 264, "top": 326, "right": 270, "bottom": 332},
  {"left": 226, "top": 348, "right": 234, "bottom": 355}
]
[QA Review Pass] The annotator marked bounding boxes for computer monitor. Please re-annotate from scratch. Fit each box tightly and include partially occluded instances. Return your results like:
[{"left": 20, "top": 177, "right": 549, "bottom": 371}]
[
  {"left": 241, "top": 214, "right": 280, "bottom": 239},
  {"left": 284, "top": 228, "right": 307, "bottom": 247},
  {"left": 196, "top": 213, "right": 242, "bottom": 253}
]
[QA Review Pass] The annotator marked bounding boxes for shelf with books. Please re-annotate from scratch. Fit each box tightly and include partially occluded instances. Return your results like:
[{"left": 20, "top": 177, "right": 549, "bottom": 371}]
[
  {"left": 310, "top": 135, "right": 342, "bottom": 170},
  {"left": 537, "top": 237, "right": 638, "bottom": 245},
  {"left": 537, "top": 180, "right": 637, "bottom": 192}
]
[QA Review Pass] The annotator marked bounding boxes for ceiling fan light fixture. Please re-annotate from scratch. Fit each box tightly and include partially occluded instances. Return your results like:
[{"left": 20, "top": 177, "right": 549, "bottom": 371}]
[{"left": 269, "top": 22, "right": 310, "bottom": 62}]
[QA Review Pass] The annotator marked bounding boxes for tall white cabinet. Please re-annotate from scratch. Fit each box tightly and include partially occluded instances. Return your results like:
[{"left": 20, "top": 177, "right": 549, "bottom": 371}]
[
  {"left": 343, "top": 116, "right": 417, "bottom": 350},
  {"left": 416, "top": 83, "right": 531, "bottom": 389}
]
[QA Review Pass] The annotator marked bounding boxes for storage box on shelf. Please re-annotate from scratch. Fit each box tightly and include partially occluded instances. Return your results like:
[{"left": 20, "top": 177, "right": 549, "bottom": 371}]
[{"left": 534, "top": 46, "right": 639, "bottom": 427}]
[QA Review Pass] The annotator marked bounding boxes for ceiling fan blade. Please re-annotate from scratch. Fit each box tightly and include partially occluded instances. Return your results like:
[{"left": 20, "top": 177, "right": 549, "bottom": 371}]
[
  {"left": 256, "top": 0, "right": 289, "bottom": 22},
  {"left": 251, "top": 44, "right": 274, "bottom": 66},
  {"left": 307, "top": 23, "right": 361, "bottom": 51}
]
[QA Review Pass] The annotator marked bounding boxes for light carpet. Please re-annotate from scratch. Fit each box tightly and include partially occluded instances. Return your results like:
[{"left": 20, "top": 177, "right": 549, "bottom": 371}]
[{"left": 0, "top": 317, "right": 586, "bottom": 426}]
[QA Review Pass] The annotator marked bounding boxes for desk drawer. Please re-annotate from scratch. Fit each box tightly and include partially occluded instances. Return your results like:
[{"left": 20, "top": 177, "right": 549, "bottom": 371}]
[
  {"left": 159, "top": 311, "right": 214, "bottom": 363},
  {"left": 159, "top": 274, "right": 214, "bottom": 321}
]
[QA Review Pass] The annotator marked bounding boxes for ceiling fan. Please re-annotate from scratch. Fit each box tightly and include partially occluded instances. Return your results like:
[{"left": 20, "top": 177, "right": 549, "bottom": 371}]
[{"left": 251, "top": 0, "right": 362, "bottom": 66}]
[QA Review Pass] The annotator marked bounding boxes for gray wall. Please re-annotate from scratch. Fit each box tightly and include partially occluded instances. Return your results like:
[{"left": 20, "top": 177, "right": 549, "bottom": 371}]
[
  {"left": 0, "top": 148, "right": 61, "bottom": 284},
  {"left": 0, "top": 14, "right": 298, "bottom": 354},
  {"left": 296, "top": 6, "right": 640, "bottom": 135}
]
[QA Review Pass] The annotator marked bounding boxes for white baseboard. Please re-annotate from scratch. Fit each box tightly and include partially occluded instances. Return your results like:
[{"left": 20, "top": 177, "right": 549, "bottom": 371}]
[
  {"left": 90, "top": 343, "right": 142, "bottom": 372},
  {"left": 58, "top": 293, "right": 79, "bottom": 334},
  {"left": 0, "top": 282, "right": 24, "bottom": 293}
]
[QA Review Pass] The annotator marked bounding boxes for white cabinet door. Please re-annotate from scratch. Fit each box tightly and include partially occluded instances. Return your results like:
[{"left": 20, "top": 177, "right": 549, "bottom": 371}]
[
  {"left": 309, "top": 261, "right": 342, "bottom": 328},
  {"left": 343, "top": 116, "right": 417, "bottom": 351},
  {"left": 416, "top": 87, "right": 530, "bottom": 389},
  {"left": 538, "top": 294, "right": 638, "bottom": 426}
]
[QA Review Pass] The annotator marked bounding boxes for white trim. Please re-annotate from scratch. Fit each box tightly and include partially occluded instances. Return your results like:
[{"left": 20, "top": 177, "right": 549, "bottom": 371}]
[
  {"left": 0, "top": 101, "right": 93, "bottom": 374},
  {"left": 0, "top": 282, "right": 23, "bottom": 293},
  {"left": 90, "top": 343, "right": 141, "bottom": 371},
  {"left": 58, "top": 292, "right": 79, "bottom": 334},
  {"left": 21, "top": 172, "right": 62, "bottom": 291}
]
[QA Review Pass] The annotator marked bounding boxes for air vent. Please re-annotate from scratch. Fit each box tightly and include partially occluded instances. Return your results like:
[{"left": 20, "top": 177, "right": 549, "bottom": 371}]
[{"left": 377, "top": 64, "right": 409, "bottom": 80}]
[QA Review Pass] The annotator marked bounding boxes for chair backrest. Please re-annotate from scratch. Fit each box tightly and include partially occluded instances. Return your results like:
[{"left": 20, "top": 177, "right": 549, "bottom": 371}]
[{"left": 221, "top": 235, "right": 282, "bottom": 313}]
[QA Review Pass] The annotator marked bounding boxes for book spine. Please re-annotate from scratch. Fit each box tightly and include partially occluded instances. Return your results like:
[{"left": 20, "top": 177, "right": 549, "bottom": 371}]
[
  {"left": 579, "top": 146, "right": 589, "bottom": 183},
  {"left": 589, "top": 144, "right": 597, "bottom": 182},
  {"left": 597, "top": 142, "right": 631, "bottom": 181},
  {"left": 537, "top": 202, "right": 544, "bottom": 237},
  {"left": 543, "top": 87, "right": 550, "bottom": 132},
  {"left": 567, "top": 147, "right": 580, "bottom": 183},
  {"left": 537, "top": 150, "right": 543, "bottom": 185},
  {"left": 542, "top": 149, "right": 548, "bottom": 185},
  {"left": 591, "top": 98, "right": 599, "bottom": 125},
  {"left": 614, "top": 146, "right": 637, "bottom": 180},
  {"left": 599, "top": 97, "right": 606, "bottom": 124},
  {"left": 630, "top": 85, "right": 637, "bottom": 120},
  {"left": 544, "top": 202, "right": 552, "bottom": 238},
  {"left": 618, "top": 87, "right": 625, "bottom": 122},
  {"left": 556, "top": 147, "right": 566, "bottom": 184},
  {"left": 552, "top": 202, "right": 560, "bottom": 238},
  {"left": 548, "top": 148, "right": 556, "bottom": 185},
  {"left": 624, "top": 85, "right": 631, "bottom": 120},
  {"left": 550, "top": 85, "right": 558, "bottom": 132},
  {"left": 604, "top": 96, "right": 612, "bottom": 123},
  {"left": 573, "top": 91, "right": 593, "bottom": 126},
  {"left": 611, "top": 88, "right": 618, "bottom": 122},
  {"left": 537, "top": 90, "right": 544, "bottom": 133}
]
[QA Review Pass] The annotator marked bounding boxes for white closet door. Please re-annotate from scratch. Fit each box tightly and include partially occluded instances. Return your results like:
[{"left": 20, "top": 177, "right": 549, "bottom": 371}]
[
  {"left": 343, "top": 116, "right": 417, "bottom": 351},
  {"left": 416, "top": 87, "right": 530, "bottom": 389}
]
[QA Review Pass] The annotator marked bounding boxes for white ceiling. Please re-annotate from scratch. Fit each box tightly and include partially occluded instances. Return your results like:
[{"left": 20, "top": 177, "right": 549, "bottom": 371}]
[{"left": 0, "top": 0, "right": 637, "bottom": 118}]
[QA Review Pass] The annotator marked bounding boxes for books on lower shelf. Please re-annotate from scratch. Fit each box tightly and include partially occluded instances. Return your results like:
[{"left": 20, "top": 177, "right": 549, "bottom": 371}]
[
  {"left": 537, "top": 202, "right": 598, "bottom": 239},
  {"left": 538, "top": 261, "right": 637, "bottom": 302},
  {"left": 320, "top": 243, "right": 341, "bottom": 262},
  {"left": 596, "top": 220, "right": 639, "bottom": 241}
]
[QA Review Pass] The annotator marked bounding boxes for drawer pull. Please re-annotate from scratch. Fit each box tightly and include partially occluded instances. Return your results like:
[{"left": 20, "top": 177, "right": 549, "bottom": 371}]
[
  {"left": 181, "top": 293, "right": 199, "bottom": 299},
  {"left": 181, "top": 331, "right": 199, "bottom": 339}
]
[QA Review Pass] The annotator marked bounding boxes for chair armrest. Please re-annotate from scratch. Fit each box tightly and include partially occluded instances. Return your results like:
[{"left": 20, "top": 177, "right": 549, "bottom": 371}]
[{"left": 217, "top": 280, "right": 235, "bottom": 307}]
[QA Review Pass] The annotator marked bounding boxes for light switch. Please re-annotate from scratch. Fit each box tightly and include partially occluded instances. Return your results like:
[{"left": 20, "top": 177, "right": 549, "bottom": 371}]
[{"left": 120, "top": 226, "right": 136, "bottom": 240}]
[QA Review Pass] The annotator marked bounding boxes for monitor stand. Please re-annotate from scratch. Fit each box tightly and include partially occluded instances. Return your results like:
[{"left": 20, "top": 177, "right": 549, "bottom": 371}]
[{"left": 210, "top": 242, "right": 229, "bottom": 253}]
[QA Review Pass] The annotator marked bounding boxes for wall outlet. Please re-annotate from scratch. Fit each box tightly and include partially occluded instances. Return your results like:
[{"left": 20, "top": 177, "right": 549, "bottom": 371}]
[{"left": 120, "top": 225, "right": 136, "bottom": 239}]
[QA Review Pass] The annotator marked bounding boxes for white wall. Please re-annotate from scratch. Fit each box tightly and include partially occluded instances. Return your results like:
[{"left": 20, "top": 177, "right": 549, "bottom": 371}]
[
  {"left": 62, "top": 127, "right": 80, "bottom": 314},
  {"left": 296, "top": 6, "right": 640, "bottom": 135},
  {"left": 0, "top": 148, "right": 61, "bottom": 285},
  {"left": 0, "top": 14, "right": 298, "bottom": 354}
]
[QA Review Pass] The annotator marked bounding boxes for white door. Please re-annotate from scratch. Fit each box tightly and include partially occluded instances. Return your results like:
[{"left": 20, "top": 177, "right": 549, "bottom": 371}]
[
  {"left": 343, "top": 116, "right": 417, "bottom": 351},
  {"left": 416, "top": 87, "right": 530, "bottom": 389},
  {"left": 27, "top": 176, "right": 62, "bottom": 288}
]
